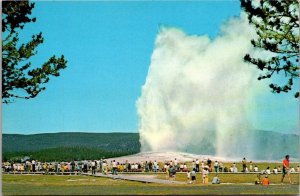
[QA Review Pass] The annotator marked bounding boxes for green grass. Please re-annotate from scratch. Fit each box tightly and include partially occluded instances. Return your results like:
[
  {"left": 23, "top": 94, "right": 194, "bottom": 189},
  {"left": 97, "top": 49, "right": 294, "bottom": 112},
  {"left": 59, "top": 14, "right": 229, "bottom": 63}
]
[
  {"left": 156, "top": 172, "right": 300, "bottom": 184},
  {"left": 2, "top": 173, "right": 299, "bottom": 195}
]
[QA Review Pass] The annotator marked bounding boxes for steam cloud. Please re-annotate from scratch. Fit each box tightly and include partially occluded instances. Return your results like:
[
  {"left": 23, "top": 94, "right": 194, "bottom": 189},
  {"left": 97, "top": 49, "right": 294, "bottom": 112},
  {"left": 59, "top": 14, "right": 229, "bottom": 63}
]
[{"left": 137, "top": 14, "right": 268, "bottom": 159}]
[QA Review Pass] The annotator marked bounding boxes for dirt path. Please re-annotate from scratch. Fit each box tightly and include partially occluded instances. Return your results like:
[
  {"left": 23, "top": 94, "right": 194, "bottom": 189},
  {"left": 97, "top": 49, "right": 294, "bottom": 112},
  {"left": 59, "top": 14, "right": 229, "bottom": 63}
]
[{"left": 93, "top": 173, "right": 186, "bottom": 184}]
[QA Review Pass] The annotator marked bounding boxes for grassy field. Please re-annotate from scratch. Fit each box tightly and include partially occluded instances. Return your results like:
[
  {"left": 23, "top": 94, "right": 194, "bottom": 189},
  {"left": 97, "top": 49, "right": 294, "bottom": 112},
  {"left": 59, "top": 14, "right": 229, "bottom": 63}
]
[
  {"left": 157, "top": 172, "right": 300, "bottom": 184},
  {"left": 2, "top": 173, "right": 299, "bottom": 195}
]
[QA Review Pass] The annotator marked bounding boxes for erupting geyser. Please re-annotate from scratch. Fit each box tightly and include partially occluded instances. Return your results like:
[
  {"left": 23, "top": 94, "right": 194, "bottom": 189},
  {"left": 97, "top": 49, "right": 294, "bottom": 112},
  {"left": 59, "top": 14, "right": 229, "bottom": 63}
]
[{"left": 137, "top": 14, "right": 268, "bottom": 159}]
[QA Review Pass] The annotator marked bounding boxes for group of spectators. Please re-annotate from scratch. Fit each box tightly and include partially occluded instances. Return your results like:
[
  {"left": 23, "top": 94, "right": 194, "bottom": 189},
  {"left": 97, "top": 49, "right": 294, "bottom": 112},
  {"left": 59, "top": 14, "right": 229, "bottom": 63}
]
[
  {"left": 1, "top": 154, "right": 298, "bottom": 186},
  {"left": 1, "top": 158, "right": 217, "bottom": 174},
  {"left": 184, "top": 155, "right": 298, "bottom": 185},
  {"left": 3, "top": 160, "right": 83, "bottom": 173},
  {"left": 2, "top": 155, "right": 299, "bottom": 179}
]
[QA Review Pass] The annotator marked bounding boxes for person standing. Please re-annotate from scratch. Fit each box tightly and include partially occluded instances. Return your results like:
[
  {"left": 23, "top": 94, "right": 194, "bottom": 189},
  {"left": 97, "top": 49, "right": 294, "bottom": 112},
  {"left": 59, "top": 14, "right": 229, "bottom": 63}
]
[
  {"left": 191, "top": 168, "right": 196, "bottom": 184},
  {"left": 214, "top": 161, "right": 219, "bottom": 173},
  {"left": 83, "top": 162, "right": 87, "bottom": 173},
  {"left": 174, "top": 158, "right": 178, "bottom": 171},
  {"left": 249, "top": 161, "right": 253, "bottom": 172},
  {"left": 31, "top": 160, "right": 36, "bottom": 172},
  {"left": 192, "top": 160, "right": 196, "bottom": 171},
  {"left": 168, "top": 165, "right": 175, "bottom": 181},
  {"left": 207, "top": 158, "right": 212, "bottom": 172},
  {"left": 281, "top": 155, "right": 292, "bottom": 184},
  {"left": 112, "top": 160, "right": 117, "bottom": 175},
  {"left": 145, "top": 161, "right": 149, "bottom": 172},
  {"left": 154, "top": 160, "right": 158, "bottom": 172},
  {"left": 57, "top": 162, "right": 61, "bottom": 173},
  {"left": 196, "top": 159, "right": 200, "bottom": 172},
  {"left": 91, "top": 161, "right": 96, "bottom": 175},
  {"left": 165, "top": 164, "right": 170, "bottom": 180},
  {"left": 186, "top": 170, "right": 191, "bottom": 183},
  {"left": 99, "top": 159, "right": 103, "bottom": 173},
  {"left": 201, "top": 161, "right": 205, "bottom": 171},
  {"left": 102, "top": 160, "right": 108, "bottom": 175},
  {"left": 202, "top": 167, "right": 209, "bottom": 184},
  {"left": 242, "top": 158, "right": 247, "bottom": 172},
  {"left": 218, "top": 162, "right": 223, "bottom": 172},
  {"left": 71, "top": 160, "right": 75, "bottom": 172},
  {"left": 149, "top": 161, "right": 153, "bottom": 172}
]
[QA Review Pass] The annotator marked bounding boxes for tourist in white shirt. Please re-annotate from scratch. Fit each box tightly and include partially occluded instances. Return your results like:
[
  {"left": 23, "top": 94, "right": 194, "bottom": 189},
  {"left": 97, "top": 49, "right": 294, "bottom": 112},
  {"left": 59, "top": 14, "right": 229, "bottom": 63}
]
[
  {"left": 273, "top": 167, "right": 278, "bottom": 174},
  {"left": 265, "top": 167, "right": 271, "bottom": 175},
  {"left": 112, "top": 160, "right": 117, "bottom": 175},
  {"left": 31, "top": 160, "right": 36, "bottom": 172},
  {"left": 201, "top": 161, "right": 205, "bottom": 170},
  {"left": 57, "top": 163, "right": 61, "bottom": 172},
  {"left": 154, "top": 160, "right": 158, "bottom": 172},
  {"left": 174, "top": 158, "right": 178, "bottom": 170},
  {"left": 202, "top": 167, "right": 209, "bottom": 184},
  {"left": 214, "top": 161, "right": 219, "bottom": 173},
  {"left": 212, "top": 174, "right": 221, "bottom": 184},
  {"left": 102, "top": 161, "right": 108, "bottom": 175},
  {"left": 218, "top": 162, "right": 223, "bottom": 172},
  {"left": 91, "top": 161, "right": 96, "bottom": 175}
]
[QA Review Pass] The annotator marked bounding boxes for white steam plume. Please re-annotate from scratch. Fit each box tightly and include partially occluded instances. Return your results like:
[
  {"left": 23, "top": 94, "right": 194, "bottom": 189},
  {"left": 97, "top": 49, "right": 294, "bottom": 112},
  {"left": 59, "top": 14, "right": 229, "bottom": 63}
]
[{"left": 137, "top": 14, "right": 266, "bottom": 159}]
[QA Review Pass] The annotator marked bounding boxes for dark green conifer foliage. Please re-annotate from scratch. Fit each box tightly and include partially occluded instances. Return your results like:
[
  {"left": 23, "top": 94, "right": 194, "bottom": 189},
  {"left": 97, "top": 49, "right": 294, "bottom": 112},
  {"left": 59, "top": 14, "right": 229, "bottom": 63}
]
[
  {"left": 2, "top": 0, "right": 67, "bottom": 103},
  {"left": 241, "top": 0, "right": 299, "bottom": 98}
]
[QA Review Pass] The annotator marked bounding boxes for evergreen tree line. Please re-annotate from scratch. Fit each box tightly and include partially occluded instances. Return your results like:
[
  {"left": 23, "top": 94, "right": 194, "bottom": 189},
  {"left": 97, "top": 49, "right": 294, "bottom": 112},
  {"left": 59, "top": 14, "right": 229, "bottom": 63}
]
[
  {"left": 3, "top": 133, "right": 140, "bottom": 153},
  {"left": 2, "top": 146, "right": 139, "bottom": 162}
]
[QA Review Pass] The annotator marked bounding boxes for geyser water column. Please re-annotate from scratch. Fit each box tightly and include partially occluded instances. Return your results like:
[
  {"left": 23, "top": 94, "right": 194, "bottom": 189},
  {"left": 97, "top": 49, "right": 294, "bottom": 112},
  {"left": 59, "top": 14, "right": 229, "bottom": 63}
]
[{"left": 137, "top": 15, "right": 263, "bottom": 158}]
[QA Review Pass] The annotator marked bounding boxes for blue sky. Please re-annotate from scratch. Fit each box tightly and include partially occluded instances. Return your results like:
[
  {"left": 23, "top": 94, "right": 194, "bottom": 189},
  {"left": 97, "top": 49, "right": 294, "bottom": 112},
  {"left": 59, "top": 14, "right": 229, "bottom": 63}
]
[{"left": 3, "top": 1, "right": 298, "bottom": 134}]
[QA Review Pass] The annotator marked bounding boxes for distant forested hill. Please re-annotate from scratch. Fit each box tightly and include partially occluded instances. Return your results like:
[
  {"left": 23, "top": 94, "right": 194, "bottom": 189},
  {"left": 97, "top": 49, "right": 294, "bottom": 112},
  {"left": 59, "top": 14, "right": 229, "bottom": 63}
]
[
  {"left": 3, "top": 132, "right": 140, "bottom": 153},
  {"left": 3, "top": 132, "right": 140, "bottom": 162},
  {"left": 2, "top": 130, "right": 298, "bottom": 162}
]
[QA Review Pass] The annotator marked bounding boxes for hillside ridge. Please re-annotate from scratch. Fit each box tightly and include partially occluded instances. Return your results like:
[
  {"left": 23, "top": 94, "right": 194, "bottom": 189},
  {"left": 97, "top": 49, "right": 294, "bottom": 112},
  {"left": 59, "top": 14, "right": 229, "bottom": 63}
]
[{"left": 3, "top": 132, "right": 141, "bottom": 153}]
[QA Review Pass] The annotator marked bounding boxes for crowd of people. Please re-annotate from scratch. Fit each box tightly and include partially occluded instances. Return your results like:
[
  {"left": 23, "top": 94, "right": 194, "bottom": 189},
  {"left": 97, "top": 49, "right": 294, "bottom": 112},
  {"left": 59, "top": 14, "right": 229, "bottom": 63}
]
[{"left": 2, "top": 155, "right": 298, "bottom": 185}]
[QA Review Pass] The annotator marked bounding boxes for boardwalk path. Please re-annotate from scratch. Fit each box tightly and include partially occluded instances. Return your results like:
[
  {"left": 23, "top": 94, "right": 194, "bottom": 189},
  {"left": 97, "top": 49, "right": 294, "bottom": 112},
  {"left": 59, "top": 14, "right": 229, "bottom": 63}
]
[{"left": 91, "top": 173, "right": 186, "bottom": 184}]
